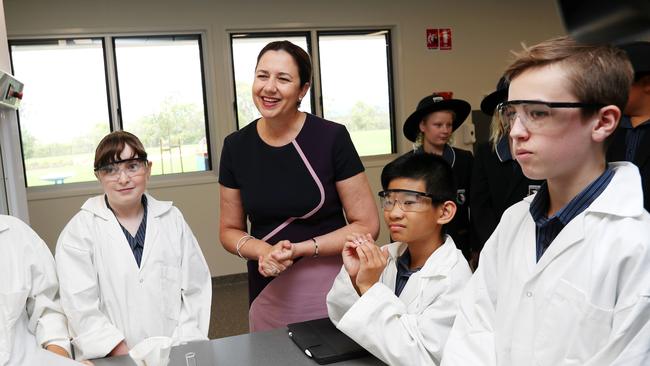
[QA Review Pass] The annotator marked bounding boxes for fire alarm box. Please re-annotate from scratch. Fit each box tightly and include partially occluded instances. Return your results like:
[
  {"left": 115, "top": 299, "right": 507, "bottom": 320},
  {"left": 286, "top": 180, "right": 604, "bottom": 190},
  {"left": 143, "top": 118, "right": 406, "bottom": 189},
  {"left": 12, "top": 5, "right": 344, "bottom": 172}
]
[{"left": 0, "top": 70, "right": 23, "bottom": 110}]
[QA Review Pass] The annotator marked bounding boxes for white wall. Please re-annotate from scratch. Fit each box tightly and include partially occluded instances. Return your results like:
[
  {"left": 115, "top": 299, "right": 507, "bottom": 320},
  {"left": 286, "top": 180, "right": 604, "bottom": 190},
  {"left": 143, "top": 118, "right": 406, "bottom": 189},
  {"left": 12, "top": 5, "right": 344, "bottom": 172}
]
[{"left": 4, "top": 0, "right": 566, "bottom": 276}]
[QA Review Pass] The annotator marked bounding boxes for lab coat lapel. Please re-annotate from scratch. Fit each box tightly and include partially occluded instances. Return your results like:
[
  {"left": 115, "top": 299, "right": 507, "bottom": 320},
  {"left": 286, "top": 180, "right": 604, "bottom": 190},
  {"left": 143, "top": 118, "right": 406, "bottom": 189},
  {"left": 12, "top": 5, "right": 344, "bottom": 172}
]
[
  {"left": 138, "top": 194, "right": 174, "bottom": 270},
  {"left": 532, "top": 212, "right": 585, "bottom": 276},
  {"left": 522, "top": 218, "right": 538, "bottom": 275},
  {"left": 104, "top": 214, "right": 143, "bottom": 271},
  {"left": 529, "top": 162, "right": 638, "bottom": 276},
  {"left": 397, "top": 274, "right": 421, "bottom": 308},
  {"left": 95, "top": 199, "right": 142, "bottom": 270},
  {"left": 140, "top": 214, "right": 159, "bottom": 271},
  {"left": 398, "top": 238, "right": 455, "bottom": 308},
  {"left": 139, "top": 194, "right": 168, "bottom": 270},
  {"left": 381, "top": 243, "right": 403, "bottom": 298}
]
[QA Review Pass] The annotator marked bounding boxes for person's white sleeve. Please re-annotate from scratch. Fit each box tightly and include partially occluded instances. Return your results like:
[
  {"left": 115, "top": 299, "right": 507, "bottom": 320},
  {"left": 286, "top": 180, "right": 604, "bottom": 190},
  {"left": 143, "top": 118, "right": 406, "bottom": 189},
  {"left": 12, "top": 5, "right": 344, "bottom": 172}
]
[
  {"left": 25, "top": 230, "right": 71, "bottom": 356},
  {"left": 326, "top": 266, "right": 360, "bottom": 326},
  {"left": 334, "top": 275, "right": 461, "bottom": 366},
  {"left": 441, "top": 231, "right": 499, "bottom": 366},
  {"left": 55, "top": 220, "right": 124, "bottom": 360},
  {"left": 171, "top": 214, "right": 211, "bottom": 344}
]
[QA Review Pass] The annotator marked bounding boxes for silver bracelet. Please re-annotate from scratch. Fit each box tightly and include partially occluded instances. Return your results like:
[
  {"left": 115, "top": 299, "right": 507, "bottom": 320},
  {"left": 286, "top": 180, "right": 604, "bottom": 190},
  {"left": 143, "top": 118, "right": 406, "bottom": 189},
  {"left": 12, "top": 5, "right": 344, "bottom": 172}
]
[
  {"left": 311, "top": 237, "right": 319, "bottom": 257},
  {"left": 236, "top": 235, "right": 254, "bottom": 259}
]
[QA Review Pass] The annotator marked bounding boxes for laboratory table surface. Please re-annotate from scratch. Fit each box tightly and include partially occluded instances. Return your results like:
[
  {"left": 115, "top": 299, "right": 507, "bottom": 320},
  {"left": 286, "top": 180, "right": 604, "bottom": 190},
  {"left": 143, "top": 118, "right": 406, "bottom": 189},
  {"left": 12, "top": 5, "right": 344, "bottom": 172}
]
[{"left": 91, "top": 328, "right": 385, "bottom": 366}]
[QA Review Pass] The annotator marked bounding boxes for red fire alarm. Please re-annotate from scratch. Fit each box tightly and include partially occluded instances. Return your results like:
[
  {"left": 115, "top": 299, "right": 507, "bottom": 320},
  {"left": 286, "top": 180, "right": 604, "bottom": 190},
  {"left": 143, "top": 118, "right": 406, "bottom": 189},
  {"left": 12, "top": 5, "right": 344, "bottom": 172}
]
[{"left": 426, "top": 29, "right": 439, "bottom": 49}]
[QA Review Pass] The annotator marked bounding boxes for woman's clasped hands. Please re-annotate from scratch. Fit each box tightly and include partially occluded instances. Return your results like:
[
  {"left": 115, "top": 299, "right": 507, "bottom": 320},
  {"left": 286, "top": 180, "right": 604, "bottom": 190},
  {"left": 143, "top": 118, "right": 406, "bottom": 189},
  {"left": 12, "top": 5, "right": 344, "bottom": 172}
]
[{"left": 258, "top": 240, "right": 295, "bottom": 277}]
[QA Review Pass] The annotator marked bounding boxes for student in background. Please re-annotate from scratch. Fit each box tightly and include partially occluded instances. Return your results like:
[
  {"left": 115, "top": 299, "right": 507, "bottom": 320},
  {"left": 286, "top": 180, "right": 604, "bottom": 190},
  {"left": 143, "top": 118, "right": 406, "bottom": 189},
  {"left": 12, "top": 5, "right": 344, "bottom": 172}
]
[
  {"left": 443, "top": 37, "right": 650, "bottom": 365},
  {"left": 0, "top": 215, "right": 76, "bottom": 366},
  {"left": 471, "top": 77, "right": 542, "bottom": 259},
  {"left": 607, "top": 41, "right": 650, "bottom": 211},
  {"left": 402, "top": 93, "right": 474, "bottom": 260},
  {"left": 327, "top": 153, "right": 471, "bottom": 366},
  {"left": 56, "top": 131, "right": 211, "bottom": 361}
]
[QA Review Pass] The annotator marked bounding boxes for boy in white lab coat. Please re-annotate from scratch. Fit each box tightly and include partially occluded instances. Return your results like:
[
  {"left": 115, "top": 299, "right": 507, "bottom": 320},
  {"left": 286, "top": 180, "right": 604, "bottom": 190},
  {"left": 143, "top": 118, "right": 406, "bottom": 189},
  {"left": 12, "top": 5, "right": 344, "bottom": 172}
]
[
  {"left": 0, "top": 214, "right": 76, "bottom": 366},
  {"left": 442, "top": 37, "right": 650, "bottom": 366},
  {"left": 327, "top": 153, "right": 472, "bottom": 366}
]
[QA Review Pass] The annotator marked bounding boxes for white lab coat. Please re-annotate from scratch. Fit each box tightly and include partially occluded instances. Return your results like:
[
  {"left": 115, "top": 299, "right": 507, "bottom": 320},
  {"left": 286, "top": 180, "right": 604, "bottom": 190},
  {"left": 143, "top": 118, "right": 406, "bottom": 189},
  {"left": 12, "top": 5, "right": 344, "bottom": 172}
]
[
  {"left": 327, "top": 236, "right": 472, "bottom": 366},
  {"left": 0, "top": 215, "right": 73, "bottom": 366},
  {"left": 442, "top": 162, "right": 650, "bottom": 366},
  {"left": 55, "top": 194, "right": 211, "bottom": 360}
]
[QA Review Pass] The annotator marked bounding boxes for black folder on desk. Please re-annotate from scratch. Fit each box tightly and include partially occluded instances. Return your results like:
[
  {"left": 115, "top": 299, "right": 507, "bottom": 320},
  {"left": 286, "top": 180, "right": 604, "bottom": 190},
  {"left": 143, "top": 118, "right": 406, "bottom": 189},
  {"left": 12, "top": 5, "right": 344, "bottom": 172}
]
[{"left": 287, "top": 317, "right": 370, "bottom": 364}]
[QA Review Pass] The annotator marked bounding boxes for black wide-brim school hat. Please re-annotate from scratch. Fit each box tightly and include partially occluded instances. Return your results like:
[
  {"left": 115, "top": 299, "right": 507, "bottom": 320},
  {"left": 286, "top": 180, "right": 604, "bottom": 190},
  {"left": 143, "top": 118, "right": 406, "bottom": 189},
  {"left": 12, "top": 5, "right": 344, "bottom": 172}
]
[
  {"left": 480, "top": 76, "right": 509, "bottom": 116},
  {"left": 619, "top": 41, "right": 650, "bottom": 77},
  {"left": 403, "top": 93, "right": 471, "bottom": 142}
]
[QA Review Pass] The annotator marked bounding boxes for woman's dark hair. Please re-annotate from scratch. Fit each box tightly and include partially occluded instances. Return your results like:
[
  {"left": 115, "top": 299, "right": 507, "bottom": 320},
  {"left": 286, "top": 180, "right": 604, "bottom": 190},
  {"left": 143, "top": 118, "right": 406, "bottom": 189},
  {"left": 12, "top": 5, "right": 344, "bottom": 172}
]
[
  {"left": 94, "top": 131, "right": 147, "bottom": 170},
  {"left": 381, "top": 153, "right": 456, "bottom": 203},
  {"left": 256, "top": 40, "right": 312, "bottom": 88}
]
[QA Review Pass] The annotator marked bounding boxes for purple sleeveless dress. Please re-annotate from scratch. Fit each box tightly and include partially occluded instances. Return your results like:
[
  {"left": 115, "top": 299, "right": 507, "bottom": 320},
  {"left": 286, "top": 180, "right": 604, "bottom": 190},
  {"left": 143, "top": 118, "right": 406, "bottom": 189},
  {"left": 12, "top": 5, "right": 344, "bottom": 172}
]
[{"left": 219, "top": 114, "right": 364, "bottom": 332}]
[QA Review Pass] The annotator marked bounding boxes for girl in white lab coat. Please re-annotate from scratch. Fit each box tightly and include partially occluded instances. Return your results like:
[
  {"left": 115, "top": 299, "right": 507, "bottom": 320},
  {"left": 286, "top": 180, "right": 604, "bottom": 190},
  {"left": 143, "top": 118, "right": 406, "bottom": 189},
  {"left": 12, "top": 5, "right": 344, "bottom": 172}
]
[
  {"left": 327, "top": 153, "right": 472, "bottom": 366},
  {"left": 55, "top": 131, "right": 211, "bottom": 361},
  {"left": 0, "top": 214, "right": 79, "bottom": 366}
]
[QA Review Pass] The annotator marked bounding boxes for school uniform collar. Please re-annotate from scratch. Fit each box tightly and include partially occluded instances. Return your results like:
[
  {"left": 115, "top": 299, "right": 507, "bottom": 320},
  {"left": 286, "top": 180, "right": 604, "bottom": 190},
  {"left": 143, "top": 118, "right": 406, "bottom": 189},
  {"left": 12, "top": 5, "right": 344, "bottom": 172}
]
[
  {"left": 620, "top": 116, "right": 633, "bottom": 129},
  {"left": 442, "top": 144, "right": 456, "bottom": 167},
  {"left": 81, "top": 193, "right": 172, "bottom": 221},
  {"left": 523, "top": 162, "right": 644, "bottom": 218},
  {"left": 396, "top": 249, "right": 420, "bottom": 273},
  {"left": 530, "top": 168, "right": 613, "bottom": 226},
  {"left": 414, "top": 144, "right": 456, "bottom": 167},
  {"left": 619, "top": 115, "right": 650, "bottom": 129},
  {"left": 386, "top": 235, "right": 459, "bottom": 278}
]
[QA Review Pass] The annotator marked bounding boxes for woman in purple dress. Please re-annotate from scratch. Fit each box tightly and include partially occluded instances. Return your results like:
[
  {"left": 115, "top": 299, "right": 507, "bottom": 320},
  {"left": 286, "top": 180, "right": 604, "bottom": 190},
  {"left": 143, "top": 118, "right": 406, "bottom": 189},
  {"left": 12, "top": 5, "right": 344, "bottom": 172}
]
[{"left": 219, "top": 41, "right": 379, "bottom": 332}]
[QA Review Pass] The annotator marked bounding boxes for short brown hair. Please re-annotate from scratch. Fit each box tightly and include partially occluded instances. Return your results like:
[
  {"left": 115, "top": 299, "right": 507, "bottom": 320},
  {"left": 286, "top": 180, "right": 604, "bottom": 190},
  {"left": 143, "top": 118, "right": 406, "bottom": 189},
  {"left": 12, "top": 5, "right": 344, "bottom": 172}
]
[
  {"left": 257, "top": 40, "right": 312, "bottom": 88},
  {"left": 94, "top": 131, "right": 148, "bottom": 170},
  {"left": 504, "top": 36, "right": 633, "bottom": 112}
]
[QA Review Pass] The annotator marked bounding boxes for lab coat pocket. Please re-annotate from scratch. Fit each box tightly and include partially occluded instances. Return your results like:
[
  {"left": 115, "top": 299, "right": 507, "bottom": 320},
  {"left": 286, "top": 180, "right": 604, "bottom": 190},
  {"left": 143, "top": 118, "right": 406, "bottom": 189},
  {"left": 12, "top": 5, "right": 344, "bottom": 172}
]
[
  {"left": 0, "top": 288, "right": 29, "bottom": 355},
  {"left": 537, "top": 280, "right": 613, "bottom": 365},
  {"left": 0, "top": 289, "right": 29, "bottom": 329},
  {"left": 161, "top": 265, "right": 182, "bottom": 321}
]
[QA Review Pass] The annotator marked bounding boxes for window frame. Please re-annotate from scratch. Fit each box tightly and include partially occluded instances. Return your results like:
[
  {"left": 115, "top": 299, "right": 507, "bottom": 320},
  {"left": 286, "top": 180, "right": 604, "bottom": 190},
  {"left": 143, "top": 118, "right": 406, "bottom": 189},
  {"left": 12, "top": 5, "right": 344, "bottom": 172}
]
[{"left": 8, "top": 32, "right": 214, "bottom": 194}]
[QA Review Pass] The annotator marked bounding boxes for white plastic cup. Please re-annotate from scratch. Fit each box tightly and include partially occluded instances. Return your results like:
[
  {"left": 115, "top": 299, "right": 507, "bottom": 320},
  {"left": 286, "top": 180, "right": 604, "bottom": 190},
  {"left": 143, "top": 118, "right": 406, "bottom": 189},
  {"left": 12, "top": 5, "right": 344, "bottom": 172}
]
[{"left": 128, "top": 336, "right": 173, "bottom": 366}]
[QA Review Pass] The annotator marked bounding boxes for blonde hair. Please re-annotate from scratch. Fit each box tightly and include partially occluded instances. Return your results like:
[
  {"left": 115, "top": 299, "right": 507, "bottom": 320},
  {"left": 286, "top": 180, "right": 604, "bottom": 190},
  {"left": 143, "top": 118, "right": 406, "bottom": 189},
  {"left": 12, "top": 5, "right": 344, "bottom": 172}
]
[{"left": 489, "top": 113, "right": 505, "bottom": 151}]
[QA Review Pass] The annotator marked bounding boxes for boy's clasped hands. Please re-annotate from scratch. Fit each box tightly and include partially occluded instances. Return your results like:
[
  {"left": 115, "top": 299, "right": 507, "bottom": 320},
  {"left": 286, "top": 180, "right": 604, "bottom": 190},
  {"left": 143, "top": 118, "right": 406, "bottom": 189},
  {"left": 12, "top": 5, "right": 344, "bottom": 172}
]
[{"left": 342, "top": 233, "right": 389, "bottom": 295}]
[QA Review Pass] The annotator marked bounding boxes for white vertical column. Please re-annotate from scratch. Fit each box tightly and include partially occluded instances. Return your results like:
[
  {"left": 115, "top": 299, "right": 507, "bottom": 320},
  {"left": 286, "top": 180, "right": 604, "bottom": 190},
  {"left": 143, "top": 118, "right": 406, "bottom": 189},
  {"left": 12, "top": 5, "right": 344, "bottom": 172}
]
[{"left": 0, "top": 0, "right": 29, "bottom": 221}]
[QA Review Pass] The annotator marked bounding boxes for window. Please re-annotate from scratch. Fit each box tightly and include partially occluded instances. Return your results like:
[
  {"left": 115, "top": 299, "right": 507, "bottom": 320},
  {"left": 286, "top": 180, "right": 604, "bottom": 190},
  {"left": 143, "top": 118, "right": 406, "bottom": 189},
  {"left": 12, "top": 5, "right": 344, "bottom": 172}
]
[
  {"left": 230, "top": 33, "right": 312, "bottom": 129},
  {"left": 114, "top": 35, "right": 210, "bottom": 176},
  {"left": 318, "top": 31, "right": 394, "bottom": 156},
  {"left": 11, "top": 39, "right": 111, "bottom": 187},
  {"left": 9, "top": 34, "right": 211, "bottom": 187},
  {"left": 230, "top": 29, "right": 395, "bottom": 156}
]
